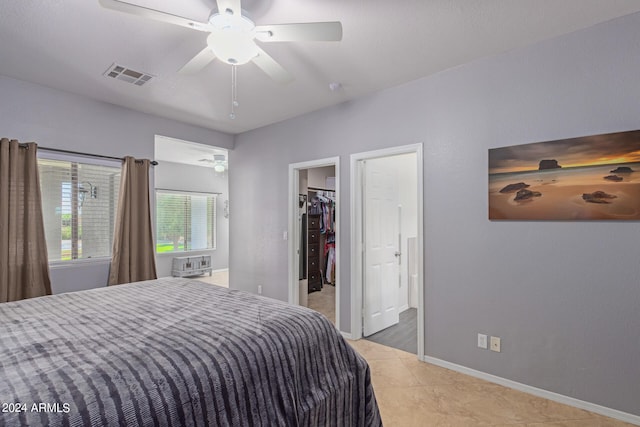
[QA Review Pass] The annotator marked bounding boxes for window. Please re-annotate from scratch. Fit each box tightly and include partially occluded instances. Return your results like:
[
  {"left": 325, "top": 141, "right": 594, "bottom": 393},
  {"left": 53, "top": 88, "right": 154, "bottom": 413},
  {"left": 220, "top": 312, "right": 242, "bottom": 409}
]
[
  {"left": 156, "top": 191, "right": 217, "bottom": 253},
  {"left": 38, "top": 157, "right": 121, "bottom": 262}
]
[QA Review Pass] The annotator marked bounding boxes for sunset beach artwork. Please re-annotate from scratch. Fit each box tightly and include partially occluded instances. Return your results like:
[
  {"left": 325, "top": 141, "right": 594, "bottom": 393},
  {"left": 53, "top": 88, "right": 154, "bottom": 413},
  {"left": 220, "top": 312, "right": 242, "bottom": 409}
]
[{"left": 489, "top": 130, "right": 640, "bottom": 220}]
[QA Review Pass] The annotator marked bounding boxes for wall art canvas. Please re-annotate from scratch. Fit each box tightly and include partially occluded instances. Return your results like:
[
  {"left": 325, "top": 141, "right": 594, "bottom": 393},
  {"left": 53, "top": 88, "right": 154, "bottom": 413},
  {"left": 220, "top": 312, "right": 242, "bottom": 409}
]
[{"left": 489, "top": 129, "right": 640, "bottom": 220}]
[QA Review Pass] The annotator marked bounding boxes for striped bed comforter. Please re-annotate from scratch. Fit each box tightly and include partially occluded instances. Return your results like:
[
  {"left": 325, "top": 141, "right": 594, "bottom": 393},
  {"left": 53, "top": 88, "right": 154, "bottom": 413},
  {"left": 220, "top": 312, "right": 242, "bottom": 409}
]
[{"left": 0, "top": 277, "right": 381, "bottom": 426}]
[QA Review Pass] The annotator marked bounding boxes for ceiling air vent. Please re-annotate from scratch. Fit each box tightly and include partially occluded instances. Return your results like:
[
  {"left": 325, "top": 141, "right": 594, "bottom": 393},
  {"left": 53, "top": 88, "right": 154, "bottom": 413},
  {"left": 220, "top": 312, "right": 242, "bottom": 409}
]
[{"left": 103, "top": 63, "right": 154, "bottom": 86}]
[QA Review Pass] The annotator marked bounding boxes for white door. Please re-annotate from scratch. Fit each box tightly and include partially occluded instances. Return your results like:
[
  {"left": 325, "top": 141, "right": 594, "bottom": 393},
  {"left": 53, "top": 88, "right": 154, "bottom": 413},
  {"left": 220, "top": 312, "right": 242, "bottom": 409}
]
[{"left": 363, "top": 158, "right": 400, "bottom": 336}]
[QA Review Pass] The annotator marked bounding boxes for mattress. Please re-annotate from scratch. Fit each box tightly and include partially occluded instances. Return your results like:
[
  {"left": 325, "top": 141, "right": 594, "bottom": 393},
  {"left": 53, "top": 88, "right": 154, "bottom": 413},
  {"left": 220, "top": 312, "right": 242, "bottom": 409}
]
[{"left": 0, "top": 277, "right": 381, "bottom": 426}]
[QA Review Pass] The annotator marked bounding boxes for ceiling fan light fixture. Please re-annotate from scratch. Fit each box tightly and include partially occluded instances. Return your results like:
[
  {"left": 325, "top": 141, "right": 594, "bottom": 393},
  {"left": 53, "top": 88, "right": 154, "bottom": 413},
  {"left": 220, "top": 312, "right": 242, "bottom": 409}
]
[
  {"left": 212, "top": 35, "right": 258, "bottom": 65},
  {"left": 212, "top": 154, "right": 227, "bottom": 173},
  {"left": 208, "top": 13, "right": 258, "bottom": 65}
]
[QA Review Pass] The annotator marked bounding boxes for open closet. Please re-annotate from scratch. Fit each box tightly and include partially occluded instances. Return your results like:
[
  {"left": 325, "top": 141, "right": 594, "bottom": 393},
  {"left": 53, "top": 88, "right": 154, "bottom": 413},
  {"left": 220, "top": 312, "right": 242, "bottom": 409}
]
[{"left": 298, "top": 166, "right": 337, "bottom": 321}]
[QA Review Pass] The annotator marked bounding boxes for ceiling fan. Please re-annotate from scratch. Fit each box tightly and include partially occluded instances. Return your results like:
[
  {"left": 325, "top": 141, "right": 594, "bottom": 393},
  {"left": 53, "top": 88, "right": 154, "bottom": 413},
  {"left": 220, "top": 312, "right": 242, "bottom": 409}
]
[
  {"left": 199, "top": 154, "right": 227, "bottom": 172},
  {"left": 98, "top": 0, "right": 343, "bottom": 84}
]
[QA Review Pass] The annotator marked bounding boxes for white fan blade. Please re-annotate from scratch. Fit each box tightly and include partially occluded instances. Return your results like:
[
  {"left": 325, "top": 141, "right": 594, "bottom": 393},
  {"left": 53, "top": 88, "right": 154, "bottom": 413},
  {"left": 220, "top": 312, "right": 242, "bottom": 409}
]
[
  {"left": 98, "top": 0, "right": 210, "bottom": 31},
  {"left": 179, "top": 47, "right": 217, "bottom": 74},
  {"left": 251, "top": 47, "right": 294, "bottom": 84},
  {"left": 216, "top": 0, "right": 241, "bottom": 15},
  {"left": 255, "top": 22, "right": 343, "bottom": 42}
]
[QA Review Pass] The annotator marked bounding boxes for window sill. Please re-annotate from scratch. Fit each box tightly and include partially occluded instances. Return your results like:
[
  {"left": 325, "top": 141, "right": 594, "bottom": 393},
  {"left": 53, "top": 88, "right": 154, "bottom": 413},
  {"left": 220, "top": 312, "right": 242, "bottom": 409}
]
[
  {"left": 156, "top": 249, "right": 216, "bottom": 257},
  {"left": 49, "top": 258, "right": 112, "bottom": 269}
]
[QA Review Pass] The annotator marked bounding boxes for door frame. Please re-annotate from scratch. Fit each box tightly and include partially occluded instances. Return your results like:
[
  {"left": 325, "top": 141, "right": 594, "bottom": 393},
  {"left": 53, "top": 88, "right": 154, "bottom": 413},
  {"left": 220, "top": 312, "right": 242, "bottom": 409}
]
[
  {"left": 288, "top": 157, "right": 340, "bottom": 330},
  {"left": 350, "top": 143, "right": 424, "bottom": 358}
]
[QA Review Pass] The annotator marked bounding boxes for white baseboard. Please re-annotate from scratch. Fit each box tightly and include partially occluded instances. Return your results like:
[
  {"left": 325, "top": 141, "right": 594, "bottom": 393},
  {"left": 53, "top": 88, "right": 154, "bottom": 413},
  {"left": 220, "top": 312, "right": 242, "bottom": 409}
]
[
  {"left": 422, "top": 356, "right": 640, "bottom": 426},
  {"left": 340, "top": 331, "right": 354, "bottom": 340}
]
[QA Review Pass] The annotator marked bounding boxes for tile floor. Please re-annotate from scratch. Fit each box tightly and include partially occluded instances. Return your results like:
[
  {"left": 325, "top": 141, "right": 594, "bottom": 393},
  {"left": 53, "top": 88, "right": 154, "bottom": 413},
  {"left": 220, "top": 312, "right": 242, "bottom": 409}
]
[
  {"left": 307, "top": 284, "right": 336, "bottom": 324},
  {"left": 347, "top": 339, "right": 633, "bottom": 427},
  {"left": 193, "top": 270, "right": 229, "bottom": 288}
]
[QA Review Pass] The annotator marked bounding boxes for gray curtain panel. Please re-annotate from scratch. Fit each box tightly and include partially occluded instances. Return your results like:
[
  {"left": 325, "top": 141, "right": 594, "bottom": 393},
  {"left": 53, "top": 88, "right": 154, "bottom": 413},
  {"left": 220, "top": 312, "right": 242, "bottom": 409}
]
[
  {"left": 0, "top": 138, "right": 52, "bottom": 302},
  {"left": 108, "top": 157, "right": 157, "bottom": 285}
]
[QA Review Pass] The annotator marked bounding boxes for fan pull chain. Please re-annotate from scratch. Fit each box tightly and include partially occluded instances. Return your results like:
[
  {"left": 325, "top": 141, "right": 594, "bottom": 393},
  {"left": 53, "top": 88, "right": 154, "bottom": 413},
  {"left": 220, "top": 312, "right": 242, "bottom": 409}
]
[{"left": 229, "top": 65, "right": 238, "bottom": 120}]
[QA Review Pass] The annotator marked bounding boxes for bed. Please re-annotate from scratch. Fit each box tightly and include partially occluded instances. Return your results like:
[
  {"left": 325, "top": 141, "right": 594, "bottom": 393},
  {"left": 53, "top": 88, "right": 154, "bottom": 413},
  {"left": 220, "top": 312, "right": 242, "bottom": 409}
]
[{"left": 0, "top": 277, "right": 381, "bottom": 426}]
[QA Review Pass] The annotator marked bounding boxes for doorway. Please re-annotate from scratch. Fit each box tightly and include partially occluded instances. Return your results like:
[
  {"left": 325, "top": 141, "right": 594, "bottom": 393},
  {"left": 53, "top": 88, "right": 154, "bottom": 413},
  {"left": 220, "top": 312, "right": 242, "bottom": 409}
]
[
  {"left": 154, "top": 136, "right": 230, "bottom": 286},
  {"left": 350, "top": 144, "right": 424, "bottom": 357},
  {"left": 288, "top": 157, "right": 340, "bottom": 328}
]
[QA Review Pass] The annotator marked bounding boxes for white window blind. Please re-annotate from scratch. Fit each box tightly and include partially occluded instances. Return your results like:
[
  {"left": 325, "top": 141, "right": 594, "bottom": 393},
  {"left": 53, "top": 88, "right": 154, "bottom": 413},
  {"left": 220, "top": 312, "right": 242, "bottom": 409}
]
[
  {"left": 38, "top": 158, "right": 121, "bottom": 262},
  {"left": 156, "top": 191, "right": 217, "bottom": 253}
]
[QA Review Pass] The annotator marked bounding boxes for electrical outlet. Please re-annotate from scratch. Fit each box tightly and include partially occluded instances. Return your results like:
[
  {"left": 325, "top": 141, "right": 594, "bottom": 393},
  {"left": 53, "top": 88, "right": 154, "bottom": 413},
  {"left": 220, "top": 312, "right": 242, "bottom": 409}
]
[
  {"left": 257, "top": 285, "right": 262, "bottom": 295},
  {"left": 477, "top": 334, "right": 488, "bottom": 349},
  {"left": 490, "top": 336, "right": 501, "bottom": 352}
]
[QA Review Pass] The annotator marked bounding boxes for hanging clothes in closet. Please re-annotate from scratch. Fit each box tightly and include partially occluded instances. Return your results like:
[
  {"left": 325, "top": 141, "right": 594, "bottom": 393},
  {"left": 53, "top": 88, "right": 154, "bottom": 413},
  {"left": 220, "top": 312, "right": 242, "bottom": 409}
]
[
  {"left": 324, "top": 233, "right": 336, "bottom": 285},
  {"left": 308, "top": 189, "right": 336, "bottom": 286}
]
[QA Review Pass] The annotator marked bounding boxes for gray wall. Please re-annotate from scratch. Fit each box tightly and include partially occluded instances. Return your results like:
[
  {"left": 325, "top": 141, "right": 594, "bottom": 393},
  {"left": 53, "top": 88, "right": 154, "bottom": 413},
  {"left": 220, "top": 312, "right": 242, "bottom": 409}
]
[
  {"left": 154, "top": 160, "right": 229, "bottom": 276},
  {"left": 230, "top": 12, "right": 640, "bottom": 416},
  {"left": 0, "top": 75, "right": 233, "bottom": 293}
]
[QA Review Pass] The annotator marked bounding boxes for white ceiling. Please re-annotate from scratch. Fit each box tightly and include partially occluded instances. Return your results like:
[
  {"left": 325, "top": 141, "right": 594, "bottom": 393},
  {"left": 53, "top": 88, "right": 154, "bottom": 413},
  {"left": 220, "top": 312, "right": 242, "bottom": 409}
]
[{"left": 2, "top": 1, "right": 640, "bottom": 135}]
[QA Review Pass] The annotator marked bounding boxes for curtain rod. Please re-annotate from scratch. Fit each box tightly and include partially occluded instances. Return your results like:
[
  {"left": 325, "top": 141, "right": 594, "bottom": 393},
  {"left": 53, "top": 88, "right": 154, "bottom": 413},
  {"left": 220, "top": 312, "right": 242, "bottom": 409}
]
[{"left": 21, "top": 144, "right": 158, "bottom": 166}]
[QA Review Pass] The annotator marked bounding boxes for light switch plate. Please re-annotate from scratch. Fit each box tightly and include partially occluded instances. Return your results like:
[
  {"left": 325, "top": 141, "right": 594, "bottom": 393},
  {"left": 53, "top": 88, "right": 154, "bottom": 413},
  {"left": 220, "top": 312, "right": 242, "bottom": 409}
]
[{"left": 477, "top": 334, "right": 488, "bottom": 349}]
